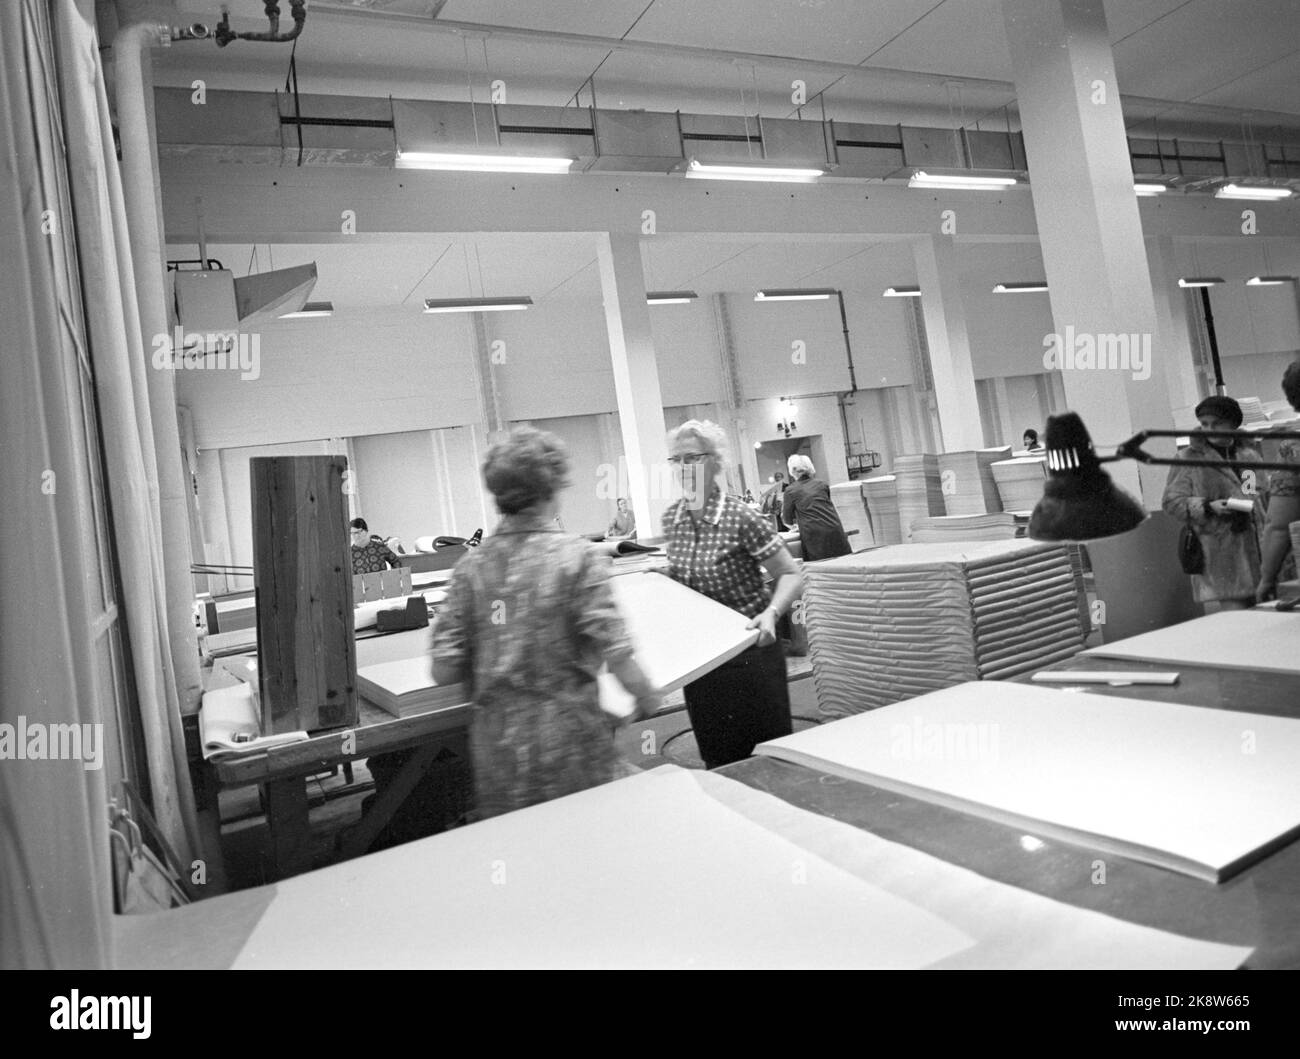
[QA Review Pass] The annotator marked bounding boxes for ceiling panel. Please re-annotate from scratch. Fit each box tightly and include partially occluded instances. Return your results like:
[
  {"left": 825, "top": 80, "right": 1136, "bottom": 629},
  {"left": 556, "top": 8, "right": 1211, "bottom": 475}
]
[
  {"left": 625, "top": 0, "right": 926, "bottom": 66},
  {"left": 864, "top": 0, "right": 1014, "bottom": 83},
  {"left": 438, "top": 0, "right": 655, "bottom": 37}
]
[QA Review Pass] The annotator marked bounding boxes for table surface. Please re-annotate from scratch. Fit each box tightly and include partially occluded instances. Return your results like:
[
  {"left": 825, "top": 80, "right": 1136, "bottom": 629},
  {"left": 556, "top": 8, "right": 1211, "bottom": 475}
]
[{"left": 722, "top": 643, "right": 1300, "bottom": 970}]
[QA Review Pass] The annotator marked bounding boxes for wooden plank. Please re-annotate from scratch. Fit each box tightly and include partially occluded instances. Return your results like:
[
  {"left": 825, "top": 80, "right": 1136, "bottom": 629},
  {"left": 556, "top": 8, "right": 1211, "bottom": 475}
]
[{"left": 251, "top": 455, "right": 357, "bottom": 734}]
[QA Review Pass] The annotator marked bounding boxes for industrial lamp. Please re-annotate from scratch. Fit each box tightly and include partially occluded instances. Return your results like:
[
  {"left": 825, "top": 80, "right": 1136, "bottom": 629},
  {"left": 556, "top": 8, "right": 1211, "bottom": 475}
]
[{"left": 1028, "top": 411, "right": 1300, "bottom": 542}]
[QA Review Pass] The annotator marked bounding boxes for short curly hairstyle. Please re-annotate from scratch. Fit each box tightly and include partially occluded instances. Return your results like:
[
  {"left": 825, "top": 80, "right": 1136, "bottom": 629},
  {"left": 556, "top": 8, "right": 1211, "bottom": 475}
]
[
  {"left": 1283, "top": 359, "right": 1300, "bottom": 413},
  {"left": 482, "top": 425, "right": 570, "bottom": 515},
  {"left": 787, "top": 454, "right": 815, "bottom": 479},
  {"left": 666, "top": 419, "right": 732, "bottom": 470}
]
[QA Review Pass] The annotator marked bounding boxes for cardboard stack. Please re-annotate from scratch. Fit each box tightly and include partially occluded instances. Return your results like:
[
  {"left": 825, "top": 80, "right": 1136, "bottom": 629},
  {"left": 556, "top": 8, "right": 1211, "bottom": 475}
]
[
  {"left": 355, "top": 657, "right": 469, "bottom": 718},
  {"left": 990, "top": 456, "right": 1047, "bottom": 514},
  {"left": 861, "top": 475, "right": 902, "bottom": 545},
  {"left": 829, "top": 480, "right": 874, "bottom": 546},
  {"left": 937, "top": 447, "right": 1010, "bottom": 516},
  {"left": 894, "top": 454, "right": 946, "bottom": 540},
  {"left": 801, "top": 539, "right": 1089, "bottom": 719},
  {"left": 908, "top": 512, "right": 1023, "bottom": 542}
]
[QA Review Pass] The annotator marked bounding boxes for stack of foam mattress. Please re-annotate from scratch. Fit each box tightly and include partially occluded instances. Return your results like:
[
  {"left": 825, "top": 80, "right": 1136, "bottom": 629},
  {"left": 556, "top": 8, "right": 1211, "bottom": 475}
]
[
  {"left": 990, "top": 456, "right": 1046, "bottom": 514},
  {"left": 828, "top": 480, "right": 874, "bottom": 546},
  {"left": 861, "top": 475, "right": 902, "bottom": 545},
  {"left": 802, "top": 539, "right": 1088, "bottom": 719},
  {"left": 937, "top": 448, "right": 1010, "bottom": 516},
  {"left": 894, "top": 454, "right": 946, "bottom": 539}
]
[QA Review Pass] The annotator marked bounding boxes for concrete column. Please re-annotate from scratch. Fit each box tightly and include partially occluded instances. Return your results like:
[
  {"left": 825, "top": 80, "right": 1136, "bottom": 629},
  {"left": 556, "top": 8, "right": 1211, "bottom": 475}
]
[
  {"left": 913, "top": 235, "right": 984, "bottom": 451},
  {"left": 1147, "top": 236, "right": 1206, "bottom": 425},
  {"left": 1003, "top": 0, "right": 1173, "bottom": 505},
  {"left": 595, "top": 234, "right": 670, "bottom": 533}
]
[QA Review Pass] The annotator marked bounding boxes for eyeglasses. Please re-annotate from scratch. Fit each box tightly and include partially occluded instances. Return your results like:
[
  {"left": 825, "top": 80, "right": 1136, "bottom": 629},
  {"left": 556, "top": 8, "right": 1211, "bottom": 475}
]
[{"left": 667, "top": 452, "right": 711, "bottom": 465}]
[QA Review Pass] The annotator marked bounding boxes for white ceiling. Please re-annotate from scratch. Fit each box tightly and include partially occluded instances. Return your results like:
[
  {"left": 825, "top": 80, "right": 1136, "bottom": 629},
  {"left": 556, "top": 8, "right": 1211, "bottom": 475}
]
[{"left": 154, "top": 0, "right": 1297, "bottom": 304}]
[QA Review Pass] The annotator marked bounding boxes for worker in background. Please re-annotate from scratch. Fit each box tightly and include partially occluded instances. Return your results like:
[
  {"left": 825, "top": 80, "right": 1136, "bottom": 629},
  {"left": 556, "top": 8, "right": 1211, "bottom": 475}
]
[
  {"left": 350, "top": 517, "right": 402, "bottom": 574},
  {"left": 782, "top": 454, "right": 852, "bottom": 562},
  {"left": 606, "top": 497, "right": 637, "bottom": 541},
  {"left": 759, "top": 471, "right": 789, "bottom": 532},
  {"left": 1023, "top": 428, "right": 1044, "bottom": 452}
]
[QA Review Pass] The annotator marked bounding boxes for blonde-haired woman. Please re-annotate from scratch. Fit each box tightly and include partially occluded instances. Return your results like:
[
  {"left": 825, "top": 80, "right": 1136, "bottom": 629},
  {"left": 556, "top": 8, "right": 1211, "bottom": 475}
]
[
  {"left": 662, "top": 420, "right": 802, "bottom": 768},
  {"left": 782, "top": 454, "right": 852, "bottom": 562}
]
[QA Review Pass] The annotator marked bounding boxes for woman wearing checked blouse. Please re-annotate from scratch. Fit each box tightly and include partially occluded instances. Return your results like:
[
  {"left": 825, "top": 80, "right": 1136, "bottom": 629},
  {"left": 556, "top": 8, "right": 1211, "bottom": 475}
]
[{"left": 663, "top": 420, "right": 803, "bottom": 769}]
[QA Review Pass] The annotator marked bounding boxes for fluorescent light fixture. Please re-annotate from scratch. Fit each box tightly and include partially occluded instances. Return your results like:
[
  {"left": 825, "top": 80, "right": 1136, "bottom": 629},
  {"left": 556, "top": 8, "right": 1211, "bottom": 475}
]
[
  {"left": 755, "top": 288, "right": 836, "bottom": 302},
  {"left": 909, "top": 170, "right": 1017, "bottom": 191},
  {"left": 1133, "top": 183, "right": 1169, "bottom": 196},
  {"left": 684, "top": 159, "right": 823, "bottom": 183},
  {"left": 1246, "top": 275, "right": 1297, "bottom": 286},
  {"left": 1214, "top": 184, "right": 1293, "bottom": 201},
  {"left": 882, "top": 286, "right": 921, "bottom": 297},
  {"left": 423, "top": 297, "right": 534, "bottom": 313},
  {"left": 992, "top": 282, "right": 1048, "bottom": 293},
  {"left": 646, "top": 290, "right": 699, "bottom": 304},
  {"left": 396, "top": 151, "right": 573, "bottom": 174},
  {"left": 279, "top": 300, "right": 333, "bottom": 318},
  {"left": 1177, "top": 277, "right": 1225, "bottom": 288}
]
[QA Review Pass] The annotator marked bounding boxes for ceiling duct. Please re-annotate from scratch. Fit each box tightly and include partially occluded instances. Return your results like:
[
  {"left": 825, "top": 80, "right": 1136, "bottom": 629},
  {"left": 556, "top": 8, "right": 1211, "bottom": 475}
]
[{"left": 235, "top": 263, "right": 319, "bottom": 326}]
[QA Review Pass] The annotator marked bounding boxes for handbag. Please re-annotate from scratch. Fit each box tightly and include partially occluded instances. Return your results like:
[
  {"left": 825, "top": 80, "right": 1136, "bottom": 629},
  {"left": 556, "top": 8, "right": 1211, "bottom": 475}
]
[{"left": 1178, "top": 516, "right": 1205, "bottom": 575}]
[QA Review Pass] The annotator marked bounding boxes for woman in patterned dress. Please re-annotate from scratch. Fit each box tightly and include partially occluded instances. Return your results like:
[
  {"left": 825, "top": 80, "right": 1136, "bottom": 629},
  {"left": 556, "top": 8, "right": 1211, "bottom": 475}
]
[{"left": 431, "top": 426, "right": 660, "bottom": 820}]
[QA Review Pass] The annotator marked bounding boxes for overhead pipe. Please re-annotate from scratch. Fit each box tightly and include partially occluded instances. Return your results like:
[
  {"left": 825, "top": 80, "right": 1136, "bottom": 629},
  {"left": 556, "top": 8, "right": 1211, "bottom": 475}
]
[{"left": 215, "top": 0, "right": 307, "bottom": 47}]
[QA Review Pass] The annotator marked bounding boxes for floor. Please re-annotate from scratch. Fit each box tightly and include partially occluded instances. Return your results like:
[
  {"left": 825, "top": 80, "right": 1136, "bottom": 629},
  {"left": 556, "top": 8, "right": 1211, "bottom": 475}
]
[{"left": 213, "top": 656, "right": 818, "bottom": 892}]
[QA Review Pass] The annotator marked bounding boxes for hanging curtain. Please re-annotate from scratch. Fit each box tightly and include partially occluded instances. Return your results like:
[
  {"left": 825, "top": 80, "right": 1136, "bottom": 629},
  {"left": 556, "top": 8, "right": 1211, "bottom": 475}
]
[
  {"left": 53, "top": 1, "right": 201, "bottom": 865},
  {"left": 0, "top": 0, "right": 115, "bottom": 968}
]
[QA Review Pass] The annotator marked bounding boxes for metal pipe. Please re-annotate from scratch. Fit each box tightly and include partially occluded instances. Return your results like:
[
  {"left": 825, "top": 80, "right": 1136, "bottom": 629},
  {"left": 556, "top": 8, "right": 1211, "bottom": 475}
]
[{"left": 1198, "top": 286, "right": 1227, "bottom": 395}]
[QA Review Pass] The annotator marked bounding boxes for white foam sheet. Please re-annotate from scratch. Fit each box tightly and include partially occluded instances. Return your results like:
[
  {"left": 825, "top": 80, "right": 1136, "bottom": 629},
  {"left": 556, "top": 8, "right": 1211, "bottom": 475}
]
[
  {"left": 1084, "top": 610, "right": 1300, "bottom": 675},
  {"left": 231, "top": 766, "right": 973, "bottom": 969},
  {"left": 225, "top": 765, "right": 1249, "bottom": 969},
  {"left": 607, "top": 572, "right": 759, "bottom": 693},
  {"left": 756, "top": 681, "right": 1300, "bottom": 883}
]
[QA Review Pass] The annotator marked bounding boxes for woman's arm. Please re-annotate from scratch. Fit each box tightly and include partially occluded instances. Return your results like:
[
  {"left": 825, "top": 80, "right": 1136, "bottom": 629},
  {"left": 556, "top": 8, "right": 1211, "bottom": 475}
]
[
  {"left": 1161, "top": 463, "right": 1208, "bottom": 524},
  {"left": 747, "top": 547, "right": 802, "bottom": 646}
]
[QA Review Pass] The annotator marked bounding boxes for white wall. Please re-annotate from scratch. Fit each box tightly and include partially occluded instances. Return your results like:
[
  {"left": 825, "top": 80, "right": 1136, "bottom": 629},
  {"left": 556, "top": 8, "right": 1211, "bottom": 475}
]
[{"left": 178, "top": 308, "right": 481, "bottom": 450}]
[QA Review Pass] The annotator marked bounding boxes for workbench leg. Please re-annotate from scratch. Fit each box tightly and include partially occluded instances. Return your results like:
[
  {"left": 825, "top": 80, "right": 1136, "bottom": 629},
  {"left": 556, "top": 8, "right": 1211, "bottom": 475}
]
[
  {"left": 337, "top": 743, "right": 441, "bottom": 860},
  {"left": 263, "top": 778, "right": 313, "bottom": 881}
]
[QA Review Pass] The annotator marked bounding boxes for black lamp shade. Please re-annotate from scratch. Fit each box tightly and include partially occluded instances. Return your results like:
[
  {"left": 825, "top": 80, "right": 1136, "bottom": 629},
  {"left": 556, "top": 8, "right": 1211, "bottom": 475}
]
[{"left": 1028, "top": 412, "right": 1149, "bottom": 542}]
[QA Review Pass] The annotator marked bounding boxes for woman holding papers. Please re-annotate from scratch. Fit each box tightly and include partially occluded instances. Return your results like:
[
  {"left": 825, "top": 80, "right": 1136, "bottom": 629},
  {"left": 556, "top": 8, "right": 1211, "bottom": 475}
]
[
  {"left": 663, "top": 420, "right": 803, "bottom": 769},
  {"left": 782, "top": 455, "right": 852, "bottom": 562},
  {"left": 431, "top": 427, "right": 661, "bottom": 820},
  {"left": 1162, "top": 395, "right": 1263, "bottom": 611}
]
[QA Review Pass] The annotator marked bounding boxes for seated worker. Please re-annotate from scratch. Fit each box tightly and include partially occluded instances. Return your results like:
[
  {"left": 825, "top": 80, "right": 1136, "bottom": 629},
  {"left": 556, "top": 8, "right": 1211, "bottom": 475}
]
[
  {"left": 606, "top": 497, "right": 637, "bottom": 541},
  {"left": 1023, "top": 428, "right": 1044, "bottom": 452},
  {"left": 350, "top": 517, "right": 403, "bottom": 574}
]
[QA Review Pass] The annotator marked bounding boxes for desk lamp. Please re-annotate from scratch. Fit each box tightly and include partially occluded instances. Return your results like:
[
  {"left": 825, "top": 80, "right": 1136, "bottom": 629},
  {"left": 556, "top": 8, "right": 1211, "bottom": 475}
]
[{"left": 1028, "top": 411, "right": 1300, "bottom": 542}]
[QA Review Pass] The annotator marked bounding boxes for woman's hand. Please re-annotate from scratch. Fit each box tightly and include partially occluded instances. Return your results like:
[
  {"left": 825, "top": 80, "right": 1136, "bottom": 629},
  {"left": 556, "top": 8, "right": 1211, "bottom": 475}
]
[
  {"left": 1257, "top": 580, "right": 1278, "bottom": 604},
  {"left": 1207, "top": 499, "right": 1233, "bottom": 516},
  {"left": 747, "top": 607, "right": 779, "bottom": 647},
  {"left": 631, "top": 694, "right": 663, "bottom": 723}
]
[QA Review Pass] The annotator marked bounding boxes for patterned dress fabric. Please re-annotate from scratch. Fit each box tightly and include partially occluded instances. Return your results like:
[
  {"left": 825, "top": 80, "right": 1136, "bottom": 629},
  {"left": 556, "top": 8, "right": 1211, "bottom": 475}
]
[
  {"left": 351, "top": 537, "right": 402, "bottom": 574},
  {"left": 431, "top": 514, "right": 633, "bottom": 819}
]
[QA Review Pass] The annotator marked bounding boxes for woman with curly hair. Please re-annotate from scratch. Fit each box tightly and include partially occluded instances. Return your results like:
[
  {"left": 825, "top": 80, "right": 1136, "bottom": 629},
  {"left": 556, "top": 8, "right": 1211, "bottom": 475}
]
[{"left": 431, "top": 425, "right": 660, "bottom": 819}]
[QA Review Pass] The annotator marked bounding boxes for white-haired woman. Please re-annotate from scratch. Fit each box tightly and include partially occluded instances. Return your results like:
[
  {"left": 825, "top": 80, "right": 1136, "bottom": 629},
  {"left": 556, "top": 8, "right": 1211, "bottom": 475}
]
[
  {"left": 663, "top": 420, "right": 802, "bottom": 768},
  {"left": 432, "top": 426, "right": 660, "bottom": 819},
  {"left": 782, "top": 454, "right": 852, "bottom": 562}
]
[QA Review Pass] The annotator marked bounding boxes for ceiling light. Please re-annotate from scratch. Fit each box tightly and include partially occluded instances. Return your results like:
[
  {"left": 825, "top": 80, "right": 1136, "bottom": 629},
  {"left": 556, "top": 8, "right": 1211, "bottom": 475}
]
[
  {"left": 279, "top": 301, "right": 333, "bottom": 318},
  {"left": 755, "top": 288, "right": 836, "bottom": 302},
  {"left": 1214, "top": 184, "right": 1293, "bottom": 201},
  {"left": 992, "top": 282, "right": 1048, "bottom": 293},
  {"left": 883, "top": 286, "right": 921, "bottom": 297},
  {"left": 1246, "top": 275, "right": 1297, "bottom": 286},
  {"left": 423, "top": 297, "right": 534, "bottom": 313},
  {"left": 1177, "top": 277, "right": 1225, "bottom": 288},
  {"left": 396, "top": 151, "right": 573, "bottom": 174},
  {"left": 1133, "top": 183, "right": 1168, "bottom": 196},
  {"left": 909, "top": 170, "right": 1017, "bottom": 191},
  {"left": 684, "top": 159, "right": 823, "bottom": 183},
  {"left": 646, "top": 291, "right": 699, "bottom": 304}
]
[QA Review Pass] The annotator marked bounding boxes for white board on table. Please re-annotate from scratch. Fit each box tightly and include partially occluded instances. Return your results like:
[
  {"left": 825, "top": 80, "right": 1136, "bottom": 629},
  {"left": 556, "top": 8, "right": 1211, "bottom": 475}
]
[
  {"left": 231, "top": 765, "right": 973, "bottom": 969},
  {"left": 1083, "top": 610, "right": 1300, "bottom": 675},
  {"left": 756, "top": 681, "right": 1300, "bottom": 883}
]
